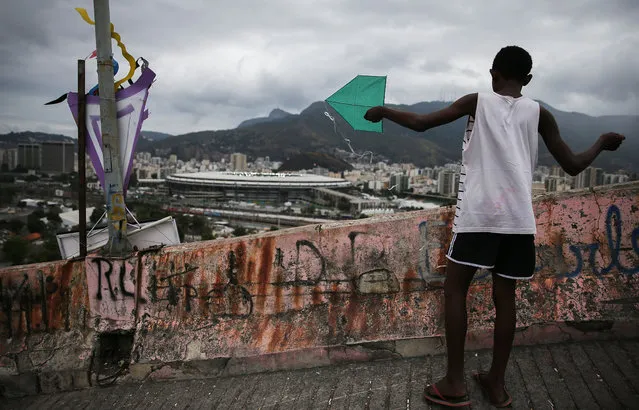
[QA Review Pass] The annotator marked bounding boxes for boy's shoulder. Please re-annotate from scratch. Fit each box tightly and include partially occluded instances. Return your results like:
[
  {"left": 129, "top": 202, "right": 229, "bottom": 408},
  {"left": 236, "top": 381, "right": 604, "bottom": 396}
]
[{"left": 480, "top": 91, "right": 539, "bottom": 106}]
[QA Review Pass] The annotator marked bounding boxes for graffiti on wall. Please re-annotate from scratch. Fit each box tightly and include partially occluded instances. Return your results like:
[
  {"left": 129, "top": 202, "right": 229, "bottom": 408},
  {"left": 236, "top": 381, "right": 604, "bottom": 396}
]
[
  {"left": 85, "top": 203, "right": 638, "bottom": 326},
  {"left": 148, "top": 253, "right": 253, "bottom": 319},
  {"left": 5, "top": 200, "right": 633, "bottom": 335},
  {"left": 86, "top": 257, "right": 142, "bottom": 329},
  {"left": 536, "top": 205, "right": 639, "bottom": 277},
  {"left": 0, "top": 271, "right": 61, "bottom": 338}
]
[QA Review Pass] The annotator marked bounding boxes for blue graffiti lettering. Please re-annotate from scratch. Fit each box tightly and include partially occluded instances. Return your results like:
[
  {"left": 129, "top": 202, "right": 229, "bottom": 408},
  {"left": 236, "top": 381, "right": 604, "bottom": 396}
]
[{"left": 561, "top": 205, "right": 639, "bottom": 277}]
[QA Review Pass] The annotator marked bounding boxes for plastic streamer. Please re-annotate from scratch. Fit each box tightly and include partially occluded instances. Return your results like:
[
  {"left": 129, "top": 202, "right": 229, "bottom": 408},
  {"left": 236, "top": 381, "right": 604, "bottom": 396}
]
[{"left": 75, "top": 7, "right": 137, "bottom": 91}]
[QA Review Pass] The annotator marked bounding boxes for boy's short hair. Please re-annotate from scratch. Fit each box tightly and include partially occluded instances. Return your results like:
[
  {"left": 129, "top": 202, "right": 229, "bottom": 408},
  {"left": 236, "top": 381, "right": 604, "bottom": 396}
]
[{"left": 492, "top": 46, "right": 533, "bottom": 83}]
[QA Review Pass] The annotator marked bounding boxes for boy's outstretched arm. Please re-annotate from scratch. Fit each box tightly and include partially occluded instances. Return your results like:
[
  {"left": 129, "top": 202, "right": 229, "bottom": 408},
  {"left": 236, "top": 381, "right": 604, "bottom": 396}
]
[
  {"left": 538, "top": 106, "right": 625, "bottom": 176},
  {"left": 364, "top": 93, "right": 477, "bottom": 132}
]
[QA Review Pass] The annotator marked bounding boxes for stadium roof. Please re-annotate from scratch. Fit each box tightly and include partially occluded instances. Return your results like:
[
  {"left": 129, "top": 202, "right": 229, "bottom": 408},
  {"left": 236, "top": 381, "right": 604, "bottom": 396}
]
[{"left": 166, "top": 172, "right": 351, "bottom": 189}]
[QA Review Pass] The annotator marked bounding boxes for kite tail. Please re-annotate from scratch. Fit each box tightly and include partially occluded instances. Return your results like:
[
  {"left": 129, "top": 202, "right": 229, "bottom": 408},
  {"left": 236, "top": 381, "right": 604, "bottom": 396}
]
[
  {"left": 323, "top": 102, "right": 374, "bottom": 164},
  {"left": 75, "top": 7, "right": 137, "bottom": 90}
]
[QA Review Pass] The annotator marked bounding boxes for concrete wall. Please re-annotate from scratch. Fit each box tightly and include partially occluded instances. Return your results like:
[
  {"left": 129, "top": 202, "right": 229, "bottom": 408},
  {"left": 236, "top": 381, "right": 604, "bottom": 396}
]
[{"left": 1, "top": 183, "right": 638, "bottom": 395}]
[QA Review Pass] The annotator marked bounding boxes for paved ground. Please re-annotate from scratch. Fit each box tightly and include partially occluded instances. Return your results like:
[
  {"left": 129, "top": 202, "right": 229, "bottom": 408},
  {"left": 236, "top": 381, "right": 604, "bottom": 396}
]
[{"left": 5, "top": 340, "right": 639, "bottom": 409}]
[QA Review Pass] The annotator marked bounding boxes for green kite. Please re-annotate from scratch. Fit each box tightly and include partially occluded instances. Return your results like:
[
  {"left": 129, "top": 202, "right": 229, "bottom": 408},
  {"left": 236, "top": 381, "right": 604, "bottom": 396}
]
[{"left": 326, "top": 75, "right": 387, "bottom": 133}]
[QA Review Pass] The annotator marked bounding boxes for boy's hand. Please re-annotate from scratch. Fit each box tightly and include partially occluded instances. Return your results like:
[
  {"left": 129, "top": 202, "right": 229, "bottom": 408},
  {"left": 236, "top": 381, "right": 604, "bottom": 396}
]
[
  {"left": 364, "top": 106, "right": 385, "bottom": 123},
  {"left": 599, "top": 132, "right": 625, "bottom": 151}
]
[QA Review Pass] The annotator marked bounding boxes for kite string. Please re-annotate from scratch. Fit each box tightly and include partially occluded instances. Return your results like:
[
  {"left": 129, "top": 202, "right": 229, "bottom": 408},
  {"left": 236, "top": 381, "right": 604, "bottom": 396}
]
[{"left": 323, "top": 102, "right": 374, "bottom": 164}]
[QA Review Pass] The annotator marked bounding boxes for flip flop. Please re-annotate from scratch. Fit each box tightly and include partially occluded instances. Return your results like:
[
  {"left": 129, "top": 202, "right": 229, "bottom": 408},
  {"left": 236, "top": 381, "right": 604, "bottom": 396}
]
[
  {"left": 473, "top": 372, "right": 512, "bottom": 408},
  {"left": 423, "top": 383, "right": 471, "bottom": 407}
]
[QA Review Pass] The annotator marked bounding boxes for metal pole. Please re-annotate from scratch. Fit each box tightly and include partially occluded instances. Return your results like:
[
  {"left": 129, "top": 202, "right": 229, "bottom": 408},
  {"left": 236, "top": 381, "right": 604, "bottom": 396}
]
[
  {"left": 78, "top": 59, "right": 87, "bottom": 257},
  {"left": 93, "top": 0, "right": 130, "bottom": 255}
]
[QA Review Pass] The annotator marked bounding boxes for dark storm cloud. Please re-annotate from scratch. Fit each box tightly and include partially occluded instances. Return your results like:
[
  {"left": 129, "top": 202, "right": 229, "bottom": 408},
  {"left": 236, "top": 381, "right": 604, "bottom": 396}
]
[{"left": 0, "top": 0, "right": 637, "bottom": 136}]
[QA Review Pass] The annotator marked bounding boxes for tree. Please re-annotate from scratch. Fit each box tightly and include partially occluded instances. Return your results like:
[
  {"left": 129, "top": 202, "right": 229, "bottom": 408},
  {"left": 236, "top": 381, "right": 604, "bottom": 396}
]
[
  {"left": 90, "top": 208, "right": 104, "bottom": 225},
  {"left": 128, "top": 173, "right": 138, "bottom": 188},
  {"left": 302, "top": 205, "right": 316, "bottom": 216},
  {"left": 46, "top": 212, "right": 63, "bottom": 232},
  {"left": 27, "top": 212, "right": 46, "bottom": 233},
  {"left": 174, "top": 214, "right": 191, "bottom": 242},
  {"left": 337, "top": 200, "right": 351, "bottom": 212},
  {"left": 53, "top": 173, "right": 70, "bottom": 183},
  {"left": 232, "top": 226, "right": 247, "bottom": 237},
  {"left": 32, "top": 236, "right": 60, "bottom": 263},
  {"left": 7, "top": 219, "right": 24, "bottom": 234},
  {"left": 3, "top": 236, "right": 29, "bottom": 265},
  {"left": 46, "top": 212, "right": 62, "bottom": 224},
  {"left": 190, "top": 215, "right": 210, "bottom": 237},
  {"left": 0, "top": 186, "right": 17, "bottom": 207}
]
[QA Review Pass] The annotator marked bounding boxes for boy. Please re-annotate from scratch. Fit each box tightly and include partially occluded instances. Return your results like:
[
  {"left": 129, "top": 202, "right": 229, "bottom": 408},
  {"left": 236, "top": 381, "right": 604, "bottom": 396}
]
[{"left": 364, "top": 45, "right": 625, "bottom": 407}]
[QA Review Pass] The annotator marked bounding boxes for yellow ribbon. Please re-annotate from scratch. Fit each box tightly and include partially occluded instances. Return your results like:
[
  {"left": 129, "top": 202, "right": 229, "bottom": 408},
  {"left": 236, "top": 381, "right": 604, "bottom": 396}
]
[{"left": 75, "top": 7, "right": 136, "bottom": 90}]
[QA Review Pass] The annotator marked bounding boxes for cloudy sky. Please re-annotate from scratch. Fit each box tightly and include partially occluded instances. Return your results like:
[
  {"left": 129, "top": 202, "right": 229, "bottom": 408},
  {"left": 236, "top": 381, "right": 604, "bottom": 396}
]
[{"left": 1, "top": 0, "right": 637, "bottom": 137}]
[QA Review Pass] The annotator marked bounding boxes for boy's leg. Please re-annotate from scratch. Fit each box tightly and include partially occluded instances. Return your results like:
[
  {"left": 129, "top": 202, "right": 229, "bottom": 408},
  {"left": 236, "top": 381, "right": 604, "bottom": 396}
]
[
  {"left": 430, "top": 259, "right": 477, "bottom": 396},
  {"left": 479, "top": 273, "right": 516, "bottom": 403},
  {"left": 477, "top": 234, "right": 534, "bottom": 404}
]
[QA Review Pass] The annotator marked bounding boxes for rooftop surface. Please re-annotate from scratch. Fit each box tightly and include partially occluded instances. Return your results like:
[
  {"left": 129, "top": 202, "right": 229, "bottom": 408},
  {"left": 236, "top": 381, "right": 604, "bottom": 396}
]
[{"left": 6, "top": 339, "right": 638, "bottom": 409}]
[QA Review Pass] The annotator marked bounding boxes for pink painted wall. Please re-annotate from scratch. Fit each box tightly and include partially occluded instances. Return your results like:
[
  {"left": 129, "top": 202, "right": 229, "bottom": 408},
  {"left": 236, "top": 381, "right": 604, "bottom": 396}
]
[{"left": 1, "top": 183, "right": 638, "bottom": 372}]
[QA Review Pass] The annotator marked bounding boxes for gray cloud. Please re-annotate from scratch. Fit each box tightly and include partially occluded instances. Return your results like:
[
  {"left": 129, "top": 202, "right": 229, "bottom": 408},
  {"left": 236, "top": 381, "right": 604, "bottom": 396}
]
[{"left": 0, "top": 0, "right": 637, "bottom": 136}]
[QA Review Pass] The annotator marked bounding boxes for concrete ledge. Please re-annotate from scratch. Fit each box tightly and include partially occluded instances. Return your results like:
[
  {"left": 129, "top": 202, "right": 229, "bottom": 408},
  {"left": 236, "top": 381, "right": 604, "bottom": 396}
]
[
  {"left": 1, "top": 320, "right": 637, "bottom": 397},
  {"left": 0, "top": 372, "right": 39, "bottom": 398},
  {"left": 98, "top": 320, "right": 639, "bottom": 386},
  {"left": 0, "top": 369, "right": 90, "bottom": 398}
]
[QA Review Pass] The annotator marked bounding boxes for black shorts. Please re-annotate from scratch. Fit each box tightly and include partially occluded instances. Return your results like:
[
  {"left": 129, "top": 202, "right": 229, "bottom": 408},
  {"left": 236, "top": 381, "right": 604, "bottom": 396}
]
[{"left": 446, "top": 233, "right": 535, "bottom": 280}]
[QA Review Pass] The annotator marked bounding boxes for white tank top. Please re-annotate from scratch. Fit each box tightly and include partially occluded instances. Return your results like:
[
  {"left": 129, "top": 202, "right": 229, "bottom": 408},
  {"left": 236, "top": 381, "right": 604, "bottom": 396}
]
[{"left": 453, "top": 92, "right": 540, "bottom": 234}]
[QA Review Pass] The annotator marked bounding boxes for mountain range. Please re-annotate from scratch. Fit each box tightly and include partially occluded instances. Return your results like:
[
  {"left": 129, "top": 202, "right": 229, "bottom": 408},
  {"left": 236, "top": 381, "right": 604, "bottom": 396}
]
[
  {"left": 2, "top": 100, "right": 637, "bottom": 173},
  {"left": 0, "top": 131, "right": 75, "bottom": 146},
  {"left": 137, "top": 100, "right": 638, "bottom": 172}
]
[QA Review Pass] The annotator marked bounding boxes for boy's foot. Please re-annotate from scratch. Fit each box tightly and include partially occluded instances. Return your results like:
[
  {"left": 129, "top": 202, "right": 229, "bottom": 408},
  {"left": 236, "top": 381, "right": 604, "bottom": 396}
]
[
  {"left": 423, "top": 378, "right": 470, "bottom": 408},
  {"left": 473, "top": 372, "right": 512, "bottom": 408}
]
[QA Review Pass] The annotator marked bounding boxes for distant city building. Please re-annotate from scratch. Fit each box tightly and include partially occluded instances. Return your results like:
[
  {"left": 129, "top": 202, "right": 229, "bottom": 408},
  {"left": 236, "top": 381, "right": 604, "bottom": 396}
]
[
  {"left": 313, "top": 167, "right": 329, "bottom": 176},
  {"left": 444, "top": 163, "right": 462, "bottom": 173},
  {"left": 544, "top": 174, "right": 574, "bottom": 192},
  {"left": 389, "top": 174, "right": 409, "bottom": 192},
  {"left": 368, "top": 180, "right": 384, "bottom": 191},
  {"left": 0, "top": 148, "right": 18, "bottom": 170},
  {"left": 545, "top": 177, "right": 559, "bottom": 192},
  {"left": 14, "top": 142, "right": 76, "bottom": 173},
  {"left": 437, "top": 171, "right": 460, "bottom": 196},
  {"left": 41, "top": 141, "right": 75, "bottom": 173},
  {"left": 137, "top": 168, "right": 150, "bottom": 179},
  {"left": 604, "top": 173, "right": 630, "bottom": 185},
  {"left": 422, "top": 168, "right": 435, "bottom": 179},
  {"left": 575, "top": 167, "right": 604, "bottom": 189},
  {"left": 18, "top": 143, "right": 41, "bottom": 170},
  {"left": 230, "top": 153, "right": 247, "bottom": 172},
  {"left": 532, "top": 182, "right": 546, "bottom": 196},
  {"left": 139, "top": 152, "right": 152, "bottom": 162},
  {"left": 550, "top": 166, "right": 568, "bottom": 178}
]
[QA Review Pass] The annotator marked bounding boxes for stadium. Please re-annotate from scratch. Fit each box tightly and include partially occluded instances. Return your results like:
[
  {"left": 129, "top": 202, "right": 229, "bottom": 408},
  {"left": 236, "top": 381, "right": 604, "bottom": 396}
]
[{"left": 165, "top": 171, "right": 353, "bottom": 205}]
